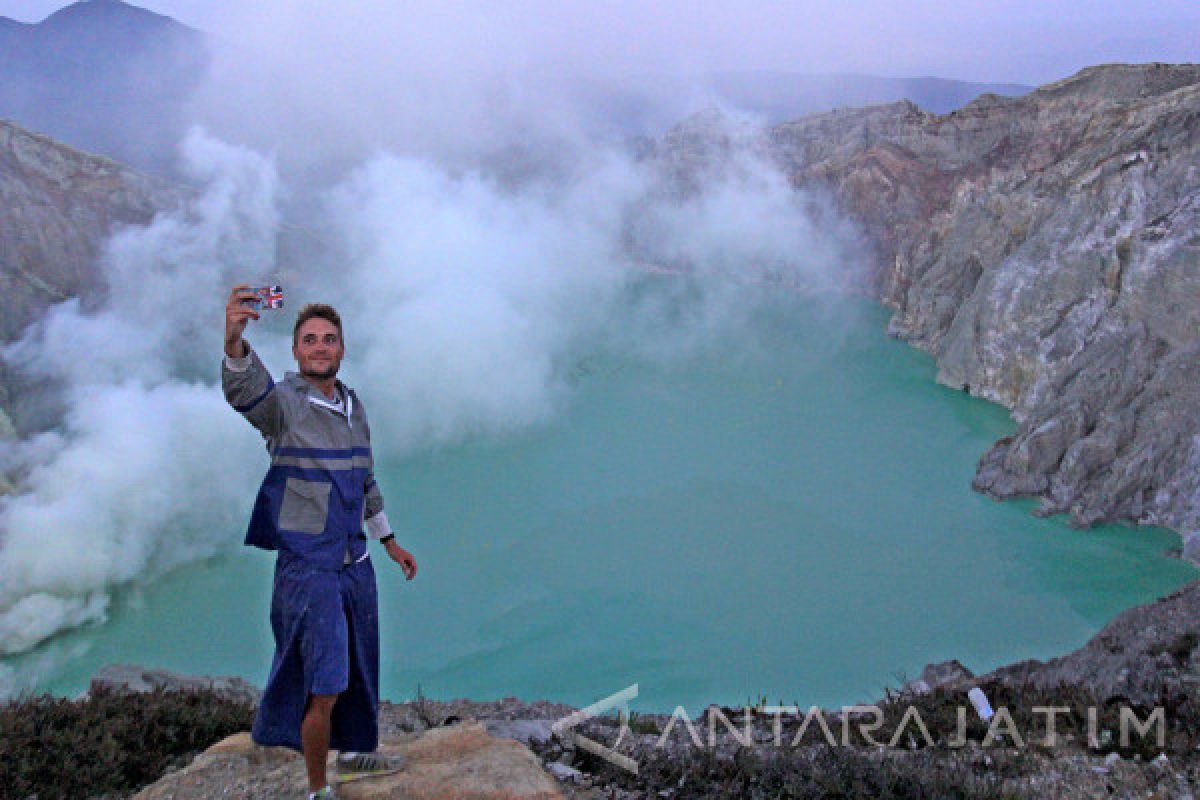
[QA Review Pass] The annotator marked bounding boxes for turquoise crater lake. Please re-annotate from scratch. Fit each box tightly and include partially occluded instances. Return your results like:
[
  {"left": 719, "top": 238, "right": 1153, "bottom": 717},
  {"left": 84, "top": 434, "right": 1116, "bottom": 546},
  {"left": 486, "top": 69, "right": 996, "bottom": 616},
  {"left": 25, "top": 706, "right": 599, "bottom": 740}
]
[{"left": 7, "top": 297, "right": 1196, "bottom": 712}]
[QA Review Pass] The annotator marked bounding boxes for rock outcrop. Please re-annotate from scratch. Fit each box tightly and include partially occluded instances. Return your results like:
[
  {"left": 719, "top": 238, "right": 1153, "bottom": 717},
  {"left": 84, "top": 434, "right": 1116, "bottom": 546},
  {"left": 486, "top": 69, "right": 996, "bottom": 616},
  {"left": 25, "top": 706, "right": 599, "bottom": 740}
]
[
  {"left": 658, "top": 63, "right": 1200, "bottom": 548},
  {"left": 134, "top": 723, "right": 569, "bottom": 800},
  {"left": 125, "top": 599, "right": 1200, "bottom": 800},
  {"left": 0, "top": 119, "right": 177, "bottom": 344},
  {"left": 899, "top": 580, "right": 1200, "bottom": 710},
  {"left": 90, "top": 662, "right": 262, "bottom": 705},
  {"left": 0, "top": 118, "right": 179, "bottom": 447},
  {"left": 982, "top": 578, "right": 1200, "bottom": 706}
]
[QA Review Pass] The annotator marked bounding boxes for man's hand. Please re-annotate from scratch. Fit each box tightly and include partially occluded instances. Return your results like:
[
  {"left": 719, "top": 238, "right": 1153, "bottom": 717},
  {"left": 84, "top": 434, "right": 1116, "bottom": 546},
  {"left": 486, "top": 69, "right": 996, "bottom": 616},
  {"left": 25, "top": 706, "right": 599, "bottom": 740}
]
[
  {"left": 384, "top": 539, "right": 417, "bottom": 580},
  {"left": 225, "top": 284, "right": 260, "bottom": 358}
]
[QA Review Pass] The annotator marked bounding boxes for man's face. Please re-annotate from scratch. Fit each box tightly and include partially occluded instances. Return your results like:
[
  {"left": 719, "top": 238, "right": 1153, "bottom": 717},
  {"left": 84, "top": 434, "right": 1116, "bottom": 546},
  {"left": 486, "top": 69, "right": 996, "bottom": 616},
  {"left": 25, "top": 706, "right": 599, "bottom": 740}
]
[{"left": 292, "top": 317, "right": 345, "bottom": 382}]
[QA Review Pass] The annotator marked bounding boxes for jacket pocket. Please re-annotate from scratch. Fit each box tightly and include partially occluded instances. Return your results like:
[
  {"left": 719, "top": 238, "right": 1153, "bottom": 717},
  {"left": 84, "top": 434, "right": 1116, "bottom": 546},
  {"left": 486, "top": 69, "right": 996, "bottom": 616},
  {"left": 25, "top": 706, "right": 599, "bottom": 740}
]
[{"left": 278, "top": 477, "right": 331, "bottom": 535}]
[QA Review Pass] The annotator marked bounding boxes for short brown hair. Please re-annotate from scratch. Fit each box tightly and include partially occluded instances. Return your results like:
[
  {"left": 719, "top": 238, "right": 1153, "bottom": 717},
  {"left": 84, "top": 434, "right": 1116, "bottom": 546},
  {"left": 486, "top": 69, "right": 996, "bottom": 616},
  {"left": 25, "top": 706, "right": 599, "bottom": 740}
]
[{"left": 293, "top": 303, "right": 344, "bottom": 345}]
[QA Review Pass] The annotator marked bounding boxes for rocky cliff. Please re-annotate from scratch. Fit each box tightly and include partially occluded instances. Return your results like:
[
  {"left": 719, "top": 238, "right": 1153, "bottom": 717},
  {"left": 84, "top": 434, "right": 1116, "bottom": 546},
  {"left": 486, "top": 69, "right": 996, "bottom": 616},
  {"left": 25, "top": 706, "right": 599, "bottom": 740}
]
[
  {"left": 0, "top": 118, "right": 178, "bottom": 436},
  {"left": 659, "top": 63, "right": 1200, "bottom": 550}
]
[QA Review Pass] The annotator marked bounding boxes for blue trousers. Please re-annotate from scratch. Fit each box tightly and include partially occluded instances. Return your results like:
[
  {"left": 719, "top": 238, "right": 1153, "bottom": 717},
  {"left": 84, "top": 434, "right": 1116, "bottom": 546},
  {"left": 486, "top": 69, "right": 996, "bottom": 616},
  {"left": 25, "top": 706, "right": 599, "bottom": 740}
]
[{"left": 251, "top": 552, "right": 380, "bottom": 753}]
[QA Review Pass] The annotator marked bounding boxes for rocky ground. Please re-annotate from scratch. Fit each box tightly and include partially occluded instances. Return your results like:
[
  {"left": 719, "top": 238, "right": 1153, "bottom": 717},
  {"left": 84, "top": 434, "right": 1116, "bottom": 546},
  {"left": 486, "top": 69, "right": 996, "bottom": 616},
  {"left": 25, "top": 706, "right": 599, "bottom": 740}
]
[
  {"left": 116, "top": 687, "right": 1198, "bottom": 800},
  {"left": 97, "top": 579, "right": 1200, "bottom": 798}
]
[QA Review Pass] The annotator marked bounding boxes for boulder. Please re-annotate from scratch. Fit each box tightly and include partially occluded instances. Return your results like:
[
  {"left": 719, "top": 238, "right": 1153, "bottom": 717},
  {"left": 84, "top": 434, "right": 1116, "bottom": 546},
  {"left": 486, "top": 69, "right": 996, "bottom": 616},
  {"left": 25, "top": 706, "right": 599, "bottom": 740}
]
[
  {"left": 483, "top": 718, "right": 556, "bottom": 748},
  {"left": 90, "top": 663, "right": 261, "bottom": 705},
  {"left": 904, "top": 659, "right": 976, "bottom": 695},
  {"left": 133, "top": 720, "right": 565, "bottom": 800}
]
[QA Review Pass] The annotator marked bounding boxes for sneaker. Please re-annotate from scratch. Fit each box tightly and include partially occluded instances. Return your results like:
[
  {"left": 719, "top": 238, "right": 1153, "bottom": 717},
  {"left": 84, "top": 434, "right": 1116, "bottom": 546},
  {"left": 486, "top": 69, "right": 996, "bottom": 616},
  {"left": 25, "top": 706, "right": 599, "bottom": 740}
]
[
  {"left": 308, "top": 786, "right": 337, "bottom": 800},
  {"left": 335, "top": 751, "right": 407, "bottom": 782}
]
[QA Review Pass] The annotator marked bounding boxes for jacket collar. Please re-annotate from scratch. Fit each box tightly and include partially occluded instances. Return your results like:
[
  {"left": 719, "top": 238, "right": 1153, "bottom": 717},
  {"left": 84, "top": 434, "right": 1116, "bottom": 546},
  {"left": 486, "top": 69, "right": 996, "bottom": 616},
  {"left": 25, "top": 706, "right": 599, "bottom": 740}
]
[{"left": 283, "top": 371, "right": 355, "bottom": 417}]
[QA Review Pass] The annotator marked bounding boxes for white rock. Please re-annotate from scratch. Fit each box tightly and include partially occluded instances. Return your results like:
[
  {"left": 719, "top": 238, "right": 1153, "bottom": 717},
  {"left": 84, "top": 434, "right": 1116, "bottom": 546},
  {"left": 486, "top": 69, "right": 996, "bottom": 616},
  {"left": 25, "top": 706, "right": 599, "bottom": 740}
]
[
  {"left": 546, "top": 762, "right": 583, "bottom": 782},
  {"left": 484, "top": 719, "right": 555, "bottom": 747}
]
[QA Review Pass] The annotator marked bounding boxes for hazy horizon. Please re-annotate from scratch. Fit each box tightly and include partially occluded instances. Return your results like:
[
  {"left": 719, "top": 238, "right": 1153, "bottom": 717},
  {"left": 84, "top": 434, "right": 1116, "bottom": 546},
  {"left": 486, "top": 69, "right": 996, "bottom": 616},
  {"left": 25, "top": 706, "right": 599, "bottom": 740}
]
[{"left": 0, "top": 0, "right": 1196, "bottom": 87}]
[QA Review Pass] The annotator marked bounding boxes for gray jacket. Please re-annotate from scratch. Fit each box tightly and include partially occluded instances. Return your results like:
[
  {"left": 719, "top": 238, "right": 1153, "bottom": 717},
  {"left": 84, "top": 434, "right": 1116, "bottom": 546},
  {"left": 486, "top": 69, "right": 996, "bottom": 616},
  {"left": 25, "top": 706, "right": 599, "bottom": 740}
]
[{"left": 222, "top": 343, "right": 387, "bottom": 569}]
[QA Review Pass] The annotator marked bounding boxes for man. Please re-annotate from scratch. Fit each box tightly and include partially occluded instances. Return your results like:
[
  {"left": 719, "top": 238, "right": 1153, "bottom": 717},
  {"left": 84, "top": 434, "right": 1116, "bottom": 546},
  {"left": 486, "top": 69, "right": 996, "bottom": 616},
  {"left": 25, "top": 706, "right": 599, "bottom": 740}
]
[{"left": 222, "top": 285, "right": 418, "bottom": 800}]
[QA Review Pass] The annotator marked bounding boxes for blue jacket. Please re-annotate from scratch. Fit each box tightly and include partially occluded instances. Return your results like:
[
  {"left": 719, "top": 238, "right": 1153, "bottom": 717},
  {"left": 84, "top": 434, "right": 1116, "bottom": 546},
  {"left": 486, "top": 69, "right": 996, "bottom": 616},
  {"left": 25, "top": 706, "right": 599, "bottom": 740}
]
[{"left": 222, "top": 344, "right": 386, "bottom": 570}]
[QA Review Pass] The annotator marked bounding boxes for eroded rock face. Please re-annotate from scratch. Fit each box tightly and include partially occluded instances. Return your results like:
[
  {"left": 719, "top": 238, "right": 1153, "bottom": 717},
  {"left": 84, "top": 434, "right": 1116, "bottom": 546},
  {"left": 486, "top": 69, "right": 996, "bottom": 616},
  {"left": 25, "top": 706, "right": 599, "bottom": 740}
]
[
  {"left": 0, "top": 119, "right": 179, "bottom": 448},
  {"left": 659, "top": 64, "right": 1200, "bottom": 544},
  {"left": 0, "top": 119, "right": 179, "bottom": 344}
]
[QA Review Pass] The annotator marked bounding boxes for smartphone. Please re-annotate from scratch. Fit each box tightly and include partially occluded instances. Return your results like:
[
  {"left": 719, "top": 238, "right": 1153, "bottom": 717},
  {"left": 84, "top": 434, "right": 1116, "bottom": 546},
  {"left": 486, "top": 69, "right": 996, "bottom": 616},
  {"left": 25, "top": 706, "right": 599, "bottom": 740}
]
[{"left": 242, "top": 285, "right": 284, "bottom": 310}]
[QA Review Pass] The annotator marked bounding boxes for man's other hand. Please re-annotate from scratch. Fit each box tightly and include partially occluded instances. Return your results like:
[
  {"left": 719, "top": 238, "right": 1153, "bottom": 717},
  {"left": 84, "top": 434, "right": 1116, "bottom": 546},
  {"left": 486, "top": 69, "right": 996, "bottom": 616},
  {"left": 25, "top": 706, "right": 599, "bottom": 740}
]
[
  {"left": 225, "top": 284, "right": 261, "bottom": 358},
  {"left": 384, "top": 539, "right": 418, "bottom": 580}
]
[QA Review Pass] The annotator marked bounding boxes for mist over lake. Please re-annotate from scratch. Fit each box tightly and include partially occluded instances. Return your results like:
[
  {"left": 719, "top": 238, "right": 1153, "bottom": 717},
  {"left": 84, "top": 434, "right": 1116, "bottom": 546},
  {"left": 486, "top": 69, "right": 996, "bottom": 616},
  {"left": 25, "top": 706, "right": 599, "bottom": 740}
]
[{"left": 6, "top": 293, "right": 1193, "bottom": 709}]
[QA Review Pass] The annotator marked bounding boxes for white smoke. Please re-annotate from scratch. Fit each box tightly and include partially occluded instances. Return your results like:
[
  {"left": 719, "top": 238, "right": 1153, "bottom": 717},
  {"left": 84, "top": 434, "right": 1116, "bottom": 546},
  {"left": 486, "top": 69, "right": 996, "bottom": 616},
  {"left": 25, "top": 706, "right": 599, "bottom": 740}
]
[
  {"left": 322, "top": 150, "right": 633, "bottom": 447},
  {"left": 0, "top": 131, "right": 280, "bottom": 659},
  {"left": 0, "top": 9, "right": 869, "bottom": 688}
]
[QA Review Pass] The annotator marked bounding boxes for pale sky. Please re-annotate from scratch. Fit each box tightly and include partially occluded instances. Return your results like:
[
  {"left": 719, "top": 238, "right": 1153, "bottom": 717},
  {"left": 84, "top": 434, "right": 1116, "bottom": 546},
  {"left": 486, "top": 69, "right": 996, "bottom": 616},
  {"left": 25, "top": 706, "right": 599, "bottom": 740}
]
[{"left": 0, "top": 0, "right": 1197, "bottom": 86}]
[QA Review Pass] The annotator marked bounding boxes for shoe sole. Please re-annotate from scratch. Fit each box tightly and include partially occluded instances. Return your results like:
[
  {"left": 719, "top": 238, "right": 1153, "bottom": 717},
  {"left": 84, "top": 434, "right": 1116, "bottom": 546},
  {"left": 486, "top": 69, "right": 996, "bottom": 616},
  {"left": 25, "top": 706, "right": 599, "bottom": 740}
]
[{"left": 334, "top": 766, "right": 406, "bottom": 784}]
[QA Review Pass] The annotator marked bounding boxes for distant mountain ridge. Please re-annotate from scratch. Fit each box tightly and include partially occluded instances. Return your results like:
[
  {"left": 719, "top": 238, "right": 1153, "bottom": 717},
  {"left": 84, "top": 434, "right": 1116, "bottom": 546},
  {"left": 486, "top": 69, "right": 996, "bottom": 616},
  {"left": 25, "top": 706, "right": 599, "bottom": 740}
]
[
  {"left": 0, "top": 0, "right": 208, "bottom": 174},
  {"left": 593, "top": 70, "right": 1031, "bottom": 134},
  {"left": 704, "top": 70, "right": 1032, "bottom": 114},
  {"left": 0, "top": 1, "right": 1032, "bottom": 173}
]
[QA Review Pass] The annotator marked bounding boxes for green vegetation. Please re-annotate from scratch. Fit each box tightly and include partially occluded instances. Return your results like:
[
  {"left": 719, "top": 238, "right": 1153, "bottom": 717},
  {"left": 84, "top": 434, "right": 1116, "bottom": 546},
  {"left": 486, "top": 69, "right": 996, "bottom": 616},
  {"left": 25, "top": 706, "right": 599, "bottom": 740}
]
[{"left": 0, "top": 686, "right": 255, "bottom": 800}]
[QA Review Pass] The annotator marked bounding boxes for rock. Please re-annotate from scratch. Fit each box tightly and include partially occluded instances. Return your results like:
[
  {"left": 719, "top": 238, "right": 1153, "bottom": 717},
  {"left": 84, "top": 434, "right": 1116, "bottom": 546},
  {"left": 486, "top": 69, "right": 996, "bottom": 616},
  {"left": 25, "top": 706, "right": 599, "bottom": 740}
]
[
  {"left": 379, "top": 701, "right": 430, "bottom": 734},
  {"left": 0, "top": 118, "right": 182, "bottom": 441},
  {"left": 200, "top": 731, "right": 298, "bottom": 768},
  {"left": 484, "top": 718, "right": 556, "bottom": 747},
  {"left": 1183, "top": 533, "right": 1200, "bottom": 567},
  {"left": 134, "top": 720, "right": 565, "bottom": 800},
  {"left": 981, "top": 579, "right": 1200, "bottom": 706},
  {"left": 904, "top": 659, "right": 975, "bottom": 694},
  {"left": 545, "top": 761, "right": 584, "bottom": 783},
  {"left": 89, "top": 663, "right": 261, "bottom": 705}
]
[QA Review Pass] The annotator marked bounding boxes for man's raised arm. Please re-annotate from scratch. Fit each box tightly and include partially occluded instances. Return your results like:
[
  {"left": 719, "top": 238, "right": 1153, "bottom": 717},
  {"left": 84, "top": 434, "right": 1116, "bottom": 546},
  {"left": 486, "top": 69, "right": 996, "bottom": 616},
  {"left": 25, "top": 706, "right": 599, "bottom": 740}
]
[{"left": 222, "top": 284, "right": 282, "bottom": 439}]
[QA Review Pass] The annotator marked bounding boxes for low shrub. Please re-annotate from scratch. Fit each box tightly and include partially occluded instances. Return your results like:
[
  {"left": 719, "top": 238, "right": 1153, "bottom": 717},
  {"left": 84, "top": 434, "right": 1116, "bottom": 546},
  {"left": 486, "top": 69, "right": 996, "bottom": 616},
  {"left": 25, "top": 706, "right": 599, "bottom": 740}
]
[
  {"left": 0, "top": 686, "right": 255, "bottom": 800},
  {"left": 583, "top": 741, "right": 1026, "bottom": 799}
]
